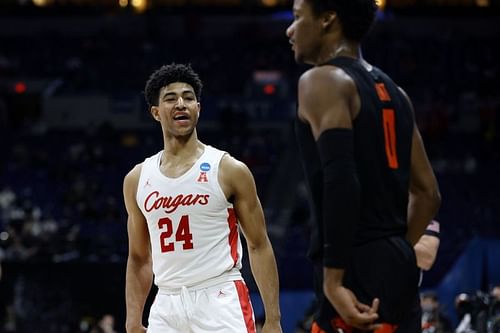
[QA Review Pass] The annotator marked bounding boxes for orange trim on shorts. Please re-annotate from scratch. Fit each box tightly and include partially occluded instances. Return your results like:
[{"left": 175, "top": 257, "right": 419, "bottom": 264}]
[
  {"left": 332, "top": 316, "right": 353, "bottom": 333},
  {"left": 374, "top": 323, "right": 398, "bottom": 333},
  {"left": 311, "top": 321, "right": 327, "bottom": 333},
  {"left": 312, "top": 318, "right": 397, "bottom": 333}
]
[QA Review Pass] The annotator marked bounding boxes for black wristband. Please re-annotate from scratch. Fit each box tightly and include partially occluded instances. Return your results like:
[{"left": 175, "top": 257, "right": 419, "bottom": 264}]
[{"left": 424, "top": 220, "right": 440, "bottom": 239}]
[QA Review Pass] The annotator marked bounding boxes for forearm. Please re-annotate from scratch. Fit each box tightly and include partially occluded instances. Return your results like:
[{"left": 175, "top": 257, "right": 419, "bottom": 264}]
[
  {"left": 248, "top": 241, "right": 281, "bottom": 321},
  {"left": 407, "top": 192, "right": 440, "bottom": 245},
  {"left": 324, "top": 267, "right": 344, "bottom": 286},
  {"left": 323, "top": 267, "right": 345, "bottom": 305},
  {"left": 125, "top": 256, "right": 153, "bottom": 330}
]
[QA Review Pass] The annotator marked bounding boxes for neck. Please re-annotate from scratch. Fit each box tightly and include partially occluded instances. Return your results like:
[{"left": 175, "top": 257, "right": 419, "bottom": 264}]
[
  {"left": 163, "top": 130, "right": 200, "bottom": 157},
  {"left": 316, "top": 38, "right": 361, "bottom": 65}
]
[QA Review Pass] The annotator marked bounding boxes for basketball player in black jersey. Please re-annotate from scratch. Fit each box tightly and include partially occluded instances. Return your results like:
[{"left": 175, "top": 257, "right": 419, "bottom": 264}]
[{"left": 286, "top": 0, "right": 441, "bottom": 332}]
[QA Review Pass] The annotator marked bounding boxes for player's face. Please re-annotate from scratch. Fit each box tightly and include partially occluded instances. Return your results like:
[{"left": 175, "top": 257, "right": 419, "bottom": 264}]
[
  {"left": 286, "top": 0, "right": 323, "bottom": 64},
  {"left": 152, "top": 82, "right": 200, "bottom": 138}
]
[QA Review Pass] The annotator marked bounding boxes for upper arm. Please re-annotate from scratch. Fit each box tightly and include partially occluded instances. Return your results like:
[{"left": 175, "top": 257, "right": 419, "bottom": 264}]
[
  {"left": 123, "top": 164, "right": 151, "bottom": 260},
  {"left": 398, "top": 87, "right": 440, "bottom": 197},
  {"left": 298, "top": 66, "right": 358, "bottom": 140},
  {"left": 219, "top": 155, "right": 268, "bottom": 249}
]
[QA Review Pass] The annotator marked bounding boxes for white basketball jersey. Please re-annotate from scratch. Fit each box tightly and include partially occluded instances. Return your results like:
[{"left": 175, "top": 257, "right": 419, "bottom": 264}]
[{"left": 136, "top": 145, "right": 243, "bottom": 290}]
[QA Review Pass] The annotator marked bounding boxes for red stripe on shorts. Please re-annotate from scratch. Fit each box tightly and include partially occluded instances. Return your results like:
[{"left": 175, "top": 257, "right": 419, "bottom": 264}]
[
  {"left": 227, "top": 208, "right": 239, "bottom": 266},
  {"left": 234, "top": 280, "right": 256, "bottom": 333}
]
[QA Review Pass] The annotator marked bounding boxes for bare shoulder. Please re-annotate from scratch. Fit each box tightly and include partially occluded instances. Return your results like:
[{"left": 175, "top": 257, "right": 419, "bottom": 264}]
[
  {"left": 123, "top": 163, "right": 143, "bottom": 190},
  {"left": 298, "top": 65, "right": 357, "bottom": 118},
  {"left": 218, "top": 153, "right": 259, "bottom": 205},
  {"left": 219, "top": 154, "right": 255, "bottom": 194},
  {"left": 123, "top": 163, "right": 144, "bottom": 213},
  {"left": 220, "top": 154, "right": 252, "bottom": 180},
  {"left": 397, "top": 86, "right": 410, "bottom": 101},
  {"left": 299, "top": 65, "right": 356, "bottom": 94},
  {"left": 397, "top": 86, "right": 415, "bottom": 112},
  {"left": 298, "top": 64, "right": 358, "bottom": 133}
]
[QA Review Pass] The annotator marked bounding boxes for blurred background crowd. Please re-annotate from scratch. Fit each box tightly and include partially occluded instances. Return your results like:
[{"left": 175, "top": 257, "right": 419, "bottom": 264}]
[{"left": 0, "top": 0, "right": 499, "bottom": 332}]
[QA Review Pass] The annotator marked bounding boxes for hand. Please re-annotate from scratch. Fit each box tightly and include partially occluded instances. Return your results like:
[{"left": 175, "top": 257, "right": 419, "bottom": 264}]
[
  {"left": 261, "top": 319, "right": 282, "bottom": 333},
  {"left": 414, "top": 234, "right": 440, "bottom": 271},
  {"left": 324, "top": 284, "right": 380, "bottom": 331},
  {"left": 125, "top": 324, "right": 147, "bottom": 333}
]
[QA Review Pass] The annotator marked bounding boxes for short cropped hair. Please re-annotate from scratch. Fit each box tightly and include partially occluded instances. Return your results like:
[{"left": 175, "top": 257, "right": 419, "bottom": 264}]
[
  {"left": 144, "top": 63, "right": 203, "bottom": 109},
  {"left": 306, "top": 0, "right": 377, "bottom": 41}
]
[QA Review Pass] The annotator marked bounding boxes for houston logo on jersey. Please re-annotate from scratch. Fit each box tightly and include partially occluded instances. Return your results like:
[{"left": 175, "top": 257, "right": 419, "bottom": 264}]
[{"left": 144, "top": 191, "right": 210, "bottom": 213}]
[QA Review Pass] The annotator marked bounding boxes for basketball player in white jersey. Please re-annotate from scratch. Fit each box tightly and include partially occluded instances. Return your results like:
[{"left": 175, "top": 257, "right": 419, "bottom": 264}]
[{"left": 123, "top": 63, "right": 282, "bottom": 333}]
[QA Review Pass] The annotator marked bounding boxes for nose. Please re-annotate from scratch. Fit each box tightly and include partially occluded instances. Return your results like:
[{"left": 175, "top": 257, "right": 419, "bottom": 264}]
[
  {"left": 286, "top": 24, "right": 293, "bottom": 38},
  {"left": 175, "top": 97, "right": 186, "bottom": 109}
]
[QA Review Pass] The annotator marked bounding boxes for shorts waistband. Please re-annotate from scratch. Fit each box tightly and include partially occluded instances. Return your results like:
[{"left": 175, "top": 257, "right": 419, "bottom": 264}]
[{"left": 157, "top": 268, "right": 242, "bottom": 295}]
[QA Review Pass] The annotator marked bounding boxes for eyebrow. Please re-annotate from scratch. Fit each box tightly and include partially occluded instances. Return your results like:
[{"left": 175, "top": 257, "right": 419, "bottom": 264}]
[{"left": 162, "top": 90, "right": 195, "bottom": 98}]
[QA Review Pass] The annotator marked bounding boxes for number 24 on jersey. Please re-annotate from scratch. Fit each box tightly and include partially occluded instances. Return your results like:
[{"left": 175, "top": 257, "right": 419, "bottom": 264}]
[{"left": 158, "top": 215, "right": 194, "bottom": 252}]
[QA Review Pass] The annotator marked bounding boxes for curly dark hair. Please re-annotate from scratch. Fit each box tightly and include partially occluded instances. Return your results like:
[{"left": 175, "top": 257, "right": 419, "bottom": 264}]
[
  {"left": 144, "top": 63, "right": 203, "bottom": 109},
  {"left": 306, "top": 0, "right": 377, "bottom": 41}
]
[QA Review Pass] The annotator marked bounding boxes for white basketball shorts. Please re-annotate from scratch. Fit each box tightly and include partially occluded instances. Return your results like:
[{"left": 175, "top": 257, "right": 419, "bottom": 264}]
[{"left": 147, "top": 280, "right": 256, "bottom": 333}]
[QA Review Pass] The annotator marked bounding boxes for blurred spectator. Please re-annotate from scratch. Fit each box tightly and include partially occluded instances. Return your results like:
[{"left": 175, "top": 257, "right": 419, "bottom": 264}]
[
  {"left": 90, "top": 314, "right": 117, "bottom": 333},
  {"left": 489, "top": 286, "right": 500, "bottom": 333},
  {"left": 455, "top": 288, "right": 500, "bottom": 333},
  {"left": 421, "top": 291, "right": 452, "bottom": 333}
]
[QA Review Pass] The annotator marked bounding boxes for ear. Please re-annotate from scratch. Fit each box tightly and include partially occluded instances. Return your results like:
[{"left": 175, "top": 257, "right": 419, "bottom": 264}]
[
  {"left": 150, "top": 106, "right": 161, "bottom": 122},
  {"left": 322, "top": 11, "right": 337, "bottom": 30}
]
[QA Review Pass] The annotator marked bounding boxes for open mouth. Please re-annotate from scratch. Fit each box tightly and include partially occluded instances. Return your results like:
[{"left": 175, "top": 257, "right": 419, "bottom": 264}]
[{"left": 173, "top": 114, "right": 189, "bottom": 121}]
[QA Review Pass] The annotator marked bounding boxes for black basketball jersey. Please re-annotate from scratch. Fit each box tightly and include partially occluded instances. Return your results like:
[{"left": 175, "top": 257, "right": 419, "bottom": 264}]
[{"left": 295, "top": 56, "right": 414, "bottom": 262}]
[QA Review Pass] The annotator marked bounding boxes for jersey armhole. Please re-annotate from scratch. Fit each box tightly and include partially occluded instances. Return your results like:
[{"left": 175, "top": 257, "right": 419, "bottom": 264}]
[{"left": 214, "top": 151, "right": 233, "bottom": 206}]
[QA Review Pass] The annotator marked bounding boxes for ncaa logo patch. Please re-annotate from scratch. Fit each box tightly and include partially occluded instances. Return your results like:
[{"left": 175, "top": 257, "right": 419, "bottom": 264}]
[{"left": 200, "top": 162, "right": 211, "bottom": 172}]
